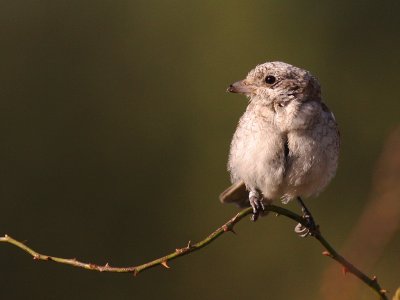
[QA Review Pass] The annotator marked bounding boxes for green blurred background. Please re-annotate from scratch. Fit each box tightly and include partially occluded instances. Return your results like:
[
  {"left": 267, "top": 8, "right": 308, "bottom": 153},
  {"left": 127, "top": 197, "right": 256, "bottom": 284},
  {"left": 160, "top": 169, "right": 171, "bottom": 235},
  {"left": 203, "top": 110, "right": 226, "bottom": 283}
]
[{"left": 1, "top": 1, "right": 399, "bottom": 299}]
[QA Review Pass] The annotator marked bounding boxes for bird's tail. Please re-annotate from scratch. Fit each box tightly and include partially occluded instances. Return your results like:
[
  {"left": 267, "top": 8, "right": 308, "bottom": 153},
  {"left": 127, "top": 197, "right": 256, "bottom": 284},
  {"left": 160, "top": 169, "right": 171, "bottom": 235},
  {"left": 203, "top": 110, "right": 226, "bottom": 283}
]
[{"left": 219, "top": 180, "right": 250, "bottom": 208}]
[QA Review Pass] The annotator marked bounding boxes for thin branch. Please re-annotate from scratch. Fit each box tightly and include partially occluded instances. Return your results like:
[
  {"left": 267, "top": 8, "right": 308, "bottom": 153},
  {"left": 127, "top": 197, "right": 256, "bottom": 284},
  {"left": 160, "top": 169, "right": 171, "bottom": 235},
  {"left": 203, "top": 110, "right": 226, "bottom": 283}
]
[
  {"left": 0, "top": 207, "right": 253, "bottom": 275},
  {"left": 1, "top": 205, "right": 388, "bottom": 299}
]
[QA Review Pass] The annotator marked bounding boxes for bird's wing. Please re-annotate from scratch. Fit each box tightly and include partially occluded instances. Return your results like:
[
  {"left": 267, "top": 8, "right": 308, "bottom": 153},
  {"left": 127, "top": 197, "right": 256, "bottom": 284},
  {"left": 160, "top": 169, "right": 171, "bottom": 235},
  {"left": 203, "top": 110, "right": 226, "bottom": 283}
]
[{"left": 219, "top": 180, "right": 249, "bottom": 208}]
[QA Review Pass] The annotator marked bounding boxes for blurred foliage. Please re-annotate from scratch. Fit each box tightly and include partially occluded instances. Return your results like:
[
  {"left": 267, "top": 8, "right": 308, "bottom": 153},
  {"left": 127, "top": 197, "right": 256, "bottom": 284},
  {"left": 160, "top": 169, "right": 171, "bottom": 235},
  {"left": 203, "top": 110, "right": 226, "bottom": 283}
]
[
  {"left": 0, "top": 1, "right": 399, "bottom": 299},
  {"left": 394, "top": 288, "right": 400, "bottom": 300}
]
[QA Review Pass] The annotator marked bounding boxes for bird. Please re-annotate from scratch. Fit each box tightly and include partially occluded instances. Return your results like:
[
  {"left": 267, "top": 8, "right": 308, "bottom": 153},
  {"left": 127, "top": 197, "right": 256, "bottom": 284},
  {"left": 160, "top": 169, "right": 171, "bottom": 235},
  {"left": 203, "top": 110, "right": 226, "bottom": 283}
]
[{"left": 220, "top": 61, "right": 339, "bottom": 235}]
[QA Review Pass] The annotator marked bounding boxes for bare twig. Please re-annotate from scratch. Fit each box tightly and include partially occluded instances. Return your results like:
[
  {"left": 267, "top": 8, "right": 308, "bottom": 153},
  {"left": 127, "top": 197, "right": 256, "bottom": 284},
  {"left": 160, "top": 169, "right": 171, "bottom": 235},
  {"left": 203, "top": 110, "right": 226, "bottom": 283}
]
[{"left": 1, "top": 205, "right": 388, "bottom": 299}]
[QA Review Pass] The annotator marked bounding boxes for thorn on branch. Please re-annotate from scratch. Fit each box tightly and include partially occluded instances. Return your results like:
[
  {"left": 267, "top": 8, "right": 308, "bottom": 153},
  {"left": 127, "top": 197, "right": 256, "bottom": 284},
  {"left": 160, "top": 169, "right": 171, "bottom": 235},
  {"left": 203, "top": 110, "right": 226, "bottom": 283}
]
[
  {"left": 161, "top": 261, "right": 170, "bottom": 269},
  {"left": 99, "top": 263, "right": 110, "bottom": 272},
  {"left": 222, "top": 224, "right": 236, "bottom": 234},
  {"left": 322, "top": 251, "right": 331, "bottom": 257},
  {"left": 231, "top": 213, "right": 240, "bottom": 223},
  {"left": 175, "top": 240, "right": 193, "bottom": 253}
]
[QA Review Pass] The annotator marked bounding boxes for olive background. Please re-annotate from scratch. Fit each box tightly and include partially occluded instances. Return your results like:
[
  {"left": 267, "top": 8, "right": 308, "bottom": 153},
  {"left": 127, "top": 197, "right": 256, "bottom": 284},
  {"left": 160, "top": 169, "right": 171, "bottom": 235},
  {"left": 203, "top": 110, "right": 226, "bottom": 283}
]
[{"left": 1, "top": 1, "right": 399, "bottom": 299}]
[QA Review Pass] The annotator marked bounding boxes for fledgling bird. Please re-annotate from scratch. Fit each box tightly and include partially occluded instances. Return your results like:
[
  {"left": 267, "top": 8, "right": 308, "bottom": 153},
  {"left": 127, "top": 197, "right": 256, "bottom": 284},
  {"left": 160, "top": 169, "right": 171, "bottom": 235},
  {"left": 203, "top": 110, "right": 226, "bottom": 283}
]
[{"left": 220, "top": 61, "right": 339, "bottom": 231}]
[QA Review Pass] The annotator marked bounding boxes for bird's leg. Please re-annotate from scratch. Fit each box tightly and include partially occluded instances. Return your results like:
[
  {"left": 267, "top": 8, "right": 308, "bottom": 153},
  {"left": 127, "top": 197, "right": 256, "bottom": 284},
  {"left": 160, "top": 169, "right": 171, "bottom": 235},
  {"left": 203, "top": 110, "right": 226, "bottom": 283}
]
[
  {"left": 294, "top": 197, "right": 319, "bottom": 237},
  {"left": 249, "top": 190, "right": 265, "bottom": 221}
]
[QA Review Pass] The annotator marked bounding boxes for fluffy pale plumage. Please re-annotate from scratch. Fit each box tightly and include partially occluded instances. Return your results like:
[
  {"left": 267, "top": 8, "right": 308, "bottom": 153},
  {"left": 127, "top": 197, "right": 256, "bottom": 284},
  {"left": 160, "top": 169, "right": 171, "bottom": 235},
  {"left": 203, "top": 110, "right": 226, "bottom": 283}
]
[{"left": 222, "top": 61, "right": 339, "bottom": 207}]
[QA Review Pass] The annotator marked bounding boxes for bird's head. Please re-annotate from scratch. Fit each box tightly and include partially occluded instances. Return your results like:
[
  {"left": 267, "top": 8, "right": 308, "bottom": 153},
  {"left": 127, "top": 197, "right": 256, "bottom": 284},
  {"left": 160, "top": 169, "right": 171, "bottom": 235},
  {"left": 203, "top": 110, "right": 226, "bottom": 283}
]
[{"left": 227, "top": 61, "right": 321, "bottom": 106}]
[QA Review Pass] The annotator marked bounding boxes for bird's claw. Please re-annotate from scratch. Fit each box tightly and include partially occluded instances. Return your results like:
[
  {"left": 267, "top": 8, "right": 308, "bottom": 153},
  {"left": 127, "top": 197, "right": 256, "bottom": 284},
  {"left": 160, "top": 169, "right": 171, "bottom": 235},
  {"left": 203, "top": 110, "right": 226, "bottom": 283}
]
[
  {"left": 294, "top": 197, "right": 319, "bottom": 237},
  {"left": 249, "top": 191, "right": 264, "bottom": 222},
  {"left": 295, "top": 213, "right": 318, "bottom": 237},
  {"left": 294, "top": 223, "right": 310, "bottom": 237}
]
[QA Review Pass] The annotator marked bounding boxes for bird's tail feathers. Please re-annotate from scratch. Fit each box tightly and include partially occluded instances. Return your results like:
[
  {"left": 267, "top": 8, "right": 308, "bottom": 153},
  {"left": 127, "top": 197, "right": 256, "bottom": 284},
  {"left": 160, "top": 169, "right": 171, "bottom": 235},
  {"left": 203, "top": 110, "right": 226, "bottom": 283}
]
[{"left": 219, "top": 181, "right": 250, "bottom": 208}]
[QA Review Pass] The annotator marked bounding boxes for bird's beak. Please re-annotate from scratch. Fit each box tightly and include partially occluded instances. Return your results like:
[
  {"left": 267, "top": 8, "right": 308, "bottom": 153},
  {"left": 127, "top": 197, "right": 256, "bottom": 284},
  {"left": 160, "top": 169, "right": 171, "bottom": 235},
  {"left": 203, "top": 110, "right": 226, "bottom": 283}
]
[{"left": 227, "top": 80, "right": 255, "bottom": 94}]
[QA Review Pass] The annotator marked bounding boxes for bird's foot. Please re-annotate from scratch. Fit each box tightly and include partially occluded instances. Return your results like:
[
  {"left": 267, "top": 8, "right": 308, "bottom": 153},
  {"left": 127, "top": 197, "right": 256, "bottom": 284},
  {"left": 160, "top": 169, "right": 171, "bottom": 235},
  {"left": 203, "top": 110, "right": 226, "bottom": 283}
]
[
  {"left": 294, "top": 215, "right": 319, "bottom": 237},
  {"left": 294, "top": 197, "right": 319, "bottom": 237},
  {"left": 249, "top": 190, "right": 264, "bottom": 222}
]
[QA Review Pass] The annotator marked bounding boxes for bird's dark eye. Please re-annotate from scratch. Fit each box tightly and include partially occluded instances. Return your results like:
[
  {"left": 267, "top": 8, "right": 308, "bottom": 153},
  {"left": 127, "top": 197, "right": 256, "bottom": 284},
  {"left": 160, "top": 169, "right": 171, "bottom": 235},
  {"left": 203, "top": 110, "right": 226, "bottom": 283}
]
[{"left": 265, "top": 75, "right": 276, "bottom": 84}]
